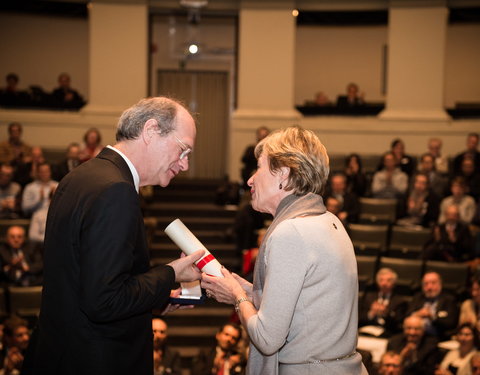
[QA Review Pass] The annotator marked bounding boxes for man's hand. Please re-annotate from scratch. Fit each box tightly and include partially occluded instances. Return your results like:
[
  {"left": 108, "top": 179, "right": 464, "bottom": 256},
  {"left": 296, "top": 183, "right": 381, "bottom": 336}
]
[{"left": 167, "top": 249, "right": 205, "bottom": 283}]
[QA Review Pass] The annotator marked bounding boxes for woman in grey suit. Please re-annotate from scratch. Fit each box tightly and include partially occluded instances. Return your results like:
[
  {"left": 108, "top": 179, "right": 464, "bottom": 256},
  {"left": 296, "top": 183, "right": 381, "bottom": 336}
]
[{"left": 202, "top": 126, "right": 367, "bottom": 375}]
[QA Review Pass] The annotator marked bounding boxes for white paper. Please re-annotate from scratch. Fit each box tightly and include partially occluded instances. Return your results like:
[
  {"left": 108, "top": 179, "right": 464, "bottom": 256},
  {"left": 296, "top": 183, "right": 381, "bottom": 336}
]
[
  {"left": 358, "top": 325, "right": 385, "bottom": 337},
  {"left": 165, "top": 218, "right": 224, "bottom": 278}
]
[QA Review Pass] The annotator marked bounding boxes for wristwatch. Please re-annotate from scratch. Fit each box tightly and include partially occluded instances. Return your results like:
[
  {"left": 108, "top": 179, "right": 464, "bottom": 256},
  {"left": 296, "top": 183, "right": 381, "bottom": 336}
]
[{"left": 234, "top": 296, "right": 250, "bottom": 313}]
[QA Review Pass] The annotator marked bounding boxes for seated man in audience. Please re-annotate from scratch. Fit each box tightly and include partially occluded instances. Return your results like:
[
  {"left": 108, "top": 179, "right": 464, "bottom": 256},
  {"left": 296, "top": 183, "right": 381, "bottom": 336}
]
[
  {"left": 453, "top": 133, "right": 480, "bottom": 176},
  {"left": 0, "top": 122, "right": 32, "bottom": 166},
  {"left": 53, "top": 142, "right": 81, "bottom": 182},
  {"left": 0, "top": 164, "right": 21, "bottom": 219},
  {"left": 21, "top": 162, "right": 58, "bottom": 218},
  {"left": 13, "top": 146, "right": 46, "bottom": 188},
  {"left": 359, "top": 268, "right": 408, "bottom": 337},
  {"left": 50, "top": 72, "right": 86, "bottom": 110},
  {"left": 397, "top": 172, "right": 440, "bottom": 228},
  {"left": 416, "top": 153, "right": 448, "bottom": 199},
  {"left": 378, "top": 351, "right": 404, "bottom": 375},
  {"left": 191, "top": 323, "right": 246, "bottom": 375},
  {"left": 455, "top": 158, "right": 480, "bottom": 201},
  {"left": 427, "top": 137, "right": 449, "bottom": 175},
  {"left": 406, "top": 272, "right": 458, "bottom": 341},
  {"left": 336, "top": 82, "right": 365, "bottom": 109},
  {"left": 152, "top": 317, "right": 181, "bottom": 375},
  {"left": 372, "top": 152, "right": 409, "bottom": 199},
  {"left": 0, "top": 225, "right": 43, "bottom": 286},
  {"left": 0, "top": 315, "right": 30, "bottom": 374},
  {"left": 438, "top": 177, "right": 476, "bottom": 225},
  {"left": 471, "top": 352, "right": 480, "bottom": 375},
  {"left": 387, "top": 315, "right": 440, "bottom": 375},
  {"left": 424, "top": 204, "right": 473, "bottom": 262},
  {"left": 324, "top": 173, "right": 359, "bottom": 223}
]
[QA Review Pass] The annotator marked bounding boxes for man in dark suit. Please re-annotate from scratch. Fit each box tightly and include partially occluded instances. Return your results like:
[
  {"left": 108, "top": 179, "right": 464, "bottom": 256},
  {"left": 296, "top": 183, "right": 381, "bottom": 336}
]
[
  {"left": 387, "top": 315, "right": 440, "bottom": 375},
  {"left": 406, "top": 271, "right": 458, "bottom": 341},
  {"left": 359, "top": 267, "right": 408, "bottom": 337},
  {"left": 23, "top": 97, "right": 206, "bottom": 375},
  {"left": 192, "top": 323, "right": 246, "bottom": 375},
  {"left": 453, "top": 133, "right": 480, "bottom": 175},
  {"left": 152, "top": 318, "right": 182, "bottom": 375},
  {"left": 52, "top": 142, "right": 80, "bottom": 182}
]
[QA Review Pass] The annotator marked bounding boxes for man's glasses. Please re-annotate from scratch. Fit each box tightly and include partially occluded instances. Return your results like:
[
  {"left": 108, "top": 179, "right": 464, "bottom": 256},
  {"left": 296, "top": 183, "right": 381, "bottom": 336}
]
[{"left": 174, "top": 135, "right": 192, "bottom": 160}]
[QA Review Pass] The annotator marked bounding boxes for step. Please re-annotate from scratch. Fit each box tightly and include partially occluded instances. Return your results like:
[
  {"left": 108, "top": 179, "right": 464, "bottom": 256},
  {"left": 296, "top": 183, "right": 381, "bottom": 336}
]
[
  {"left": 145, "top": 202, "right": 237, "bottom": 219},
  {"left": 154, "top": 217, "right": 235, "bottom": 231},
  {"left": 153, "top": 229, "right": 232, "bottom": 244}
]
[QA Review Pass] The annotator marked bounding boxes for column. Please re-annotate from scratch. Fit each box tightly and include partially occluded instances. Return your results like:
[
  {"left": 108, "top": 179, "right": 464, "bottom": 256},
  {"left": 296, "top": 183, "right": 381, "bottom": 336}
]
[
  {"left": 379, "top": 4, "right": 450, "bottom": 120},
  {"left": 85, "top": 1, "right": 148, "bottom": 114},
  {"left": 229, "top": 1, "right": 300, "bottom": 181}
]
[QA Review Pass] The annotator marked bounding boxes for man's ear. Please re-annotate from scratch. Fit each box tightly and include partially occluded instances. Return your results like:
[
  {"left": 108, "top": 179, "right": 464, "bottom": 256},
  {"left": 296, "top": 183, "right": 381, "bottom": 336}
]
[{"left": 142, "top": 119, "right": 159, "bottom": 144}]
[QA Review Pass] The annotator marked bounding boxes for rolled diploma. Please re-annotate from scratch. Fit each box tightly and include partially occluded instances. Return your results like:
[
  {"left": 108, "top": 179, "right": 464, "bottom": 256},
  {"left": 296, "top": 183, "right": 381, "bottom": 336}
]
[{"left": 165, "top": 218, "right": 224, "bottom": 278}]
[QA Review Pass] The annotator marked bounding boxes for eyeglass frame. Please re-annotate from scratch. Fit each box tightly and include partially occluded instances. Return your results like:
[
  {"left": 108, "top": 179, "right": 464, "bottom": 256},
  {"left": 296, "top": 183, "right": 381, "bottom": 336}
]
[{"left": 152, "top": 131, "right": 192, "bottom": 160}]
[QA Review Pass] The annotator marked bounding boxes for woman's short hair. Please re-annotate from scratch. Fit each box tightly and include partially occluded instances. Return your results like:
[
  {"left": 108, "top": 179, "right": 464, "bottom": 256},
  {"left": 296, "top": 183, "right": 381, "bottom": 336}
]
[
  {"left": 456, "top": 323, "right": 480, "bottom": 349},
  {"left": 254, "top": 125, "right": 329, "bottom": 196},
  {"left": 116, "top": 97, "right": 188, "bottom": 141}
]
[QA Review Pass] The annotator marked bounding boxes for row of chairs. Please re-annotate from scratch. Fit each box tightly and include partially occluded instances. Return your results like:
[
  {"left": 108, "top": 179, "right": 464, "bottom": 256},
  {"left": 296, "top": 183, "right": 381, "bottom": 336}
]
[
  {"left": 357, "top": 255, "right": 470, "bottom": 298},
  {"left": 348, "top": 223, "right": 431, "bottom": 259}
]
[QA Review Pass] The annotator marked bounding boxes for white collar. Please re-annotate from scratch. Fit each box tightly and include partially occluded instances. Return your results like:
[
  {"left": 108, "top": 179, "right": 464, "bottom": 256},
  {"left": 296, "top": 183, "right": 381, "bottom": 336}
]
[{"left": 106, "top": 145, "right": 139, "bottom": 193}]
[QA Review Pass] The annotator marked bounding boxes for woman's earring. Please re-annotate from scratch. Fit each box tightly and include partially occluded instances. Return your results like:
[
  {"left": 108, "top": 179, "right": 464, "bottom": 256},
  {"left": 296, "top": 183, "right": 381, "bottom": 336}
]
[{"left": 279, "top": 183, "right": 283, "bottom": 190}]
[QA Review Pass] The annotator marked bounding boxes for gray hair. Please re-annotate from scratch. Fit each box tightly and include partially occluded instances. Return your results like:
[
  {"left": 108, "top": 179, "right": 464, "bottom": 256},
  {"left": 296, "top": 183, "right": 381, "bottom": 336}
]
[
  {"left": 376, "top": 267, "right": 398, "bottom": 284},
  {"left": 116, "top": 97, "right": 188, "bottom": 141},
  {"left": 255, "top": 125, "right": 330, "bottom": 195}
]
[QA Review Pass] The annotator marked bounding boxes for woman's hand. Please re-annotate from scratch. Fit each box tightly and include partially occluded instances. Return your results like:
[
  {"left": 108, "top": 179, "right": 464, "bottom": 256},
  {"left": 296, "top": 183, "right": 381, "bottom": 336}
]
[
  {"left": 232, "top": 272, "right": 253, "bottom": 297},
  {"left": 201, "top": 267, "right": 245, "bottom": 304}
]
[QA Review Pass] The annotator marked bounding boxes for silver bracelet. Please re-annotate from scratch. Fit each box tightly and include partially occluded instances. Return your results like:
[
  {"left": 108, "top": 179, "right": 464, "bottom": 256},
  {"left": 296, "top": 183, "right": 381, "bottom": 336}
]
[{"left": 234, "top": 296, "right": 250, "bottom": 313}]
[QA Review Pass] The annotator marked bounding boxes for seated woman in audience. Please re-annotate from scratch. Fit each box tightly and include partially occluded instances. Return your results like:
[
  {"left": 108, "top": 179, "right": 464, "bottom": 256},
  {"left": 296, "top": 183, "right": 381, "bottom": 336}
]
[
  {"left": 459, "top": 274, "right": 480, "bottom": 332},
  {"left": 438, "top": 177, "right": 476, "bottom": 224},
  {"left": 391, "top": 138, "right": 416, "bottom": 177},
  {"left": 79, "top": 127, "right": 103, "bottom": 163},
  {"left": 397, "top": 172, "right": 440, "bottom": 228},
  {"left": 344, "top": 153, "right": 368, "bottom": 197},
  {"left": 435, "top": 323, "right": 479, "bottom": 375},
  {"left": 372, "top": 152, "right": 409, "bottom": 199}
]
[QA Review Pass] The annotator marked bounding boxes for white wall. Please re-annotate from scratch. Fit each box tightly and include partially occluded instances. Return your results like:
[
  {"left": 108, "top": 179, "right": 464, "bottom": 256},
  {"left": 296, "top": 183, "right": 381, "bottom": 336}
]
[
  {"left": 0, "top": 12, "right": 89, "bottom": 100},
  {"left": 295, "top": 25, "right": 388, "bottom": 105}
]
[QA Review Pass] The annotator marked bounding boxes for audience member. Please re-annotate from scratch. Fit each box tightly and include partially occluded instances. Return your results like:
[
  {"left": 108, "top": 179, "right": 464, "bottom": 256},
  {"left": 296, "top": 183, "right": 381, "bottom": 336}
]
[
  {"left": 191, "top": 323, "right": 246, "bottom": 375},
  {"left": 0, "top": 122, "right": 32, "bottom": 166},
  {"left": 359, "top": 268, "right": 408, "bottom": 337},
  {"left": 13, "top": 146, "right": 46, "bottom": 188},
  {"left": 344, "top": 153, "right": 368, "bottom": 197},
  {"left": 416, "top": 153, "right": 448, "bottom": 199},
  {"left": 427, "top": 138, "right": 449, "bottom": 175},
  {"left": 372, "top": 152, "right": 409, "bottom": 199},
  {"left": 397, "top": 172, "right": 440, "bottom": 228},
  {"left": 326, "top": 196, "right": 343, "bottom": 221},
  {"left": 455, "top": 158, "right": 480, "bottom": 200},
  {"left": 21, "top": 163, "right": 58, "bottom": 217},
  {"left": 0, "top": 315, "right": 30, "bottom": 375},
  {"left": 378, "top": 351, "right": 404, "bottom": 375},
  {"left": 313, "top": 91, "right": 332, "bottom": 106},
  {"left": 0, "top": 225, "right": 43, "bottom": 286},
  {"left": 324, "top": 173, "right": 360, "bottom": 223},
  {"left": 391, "top": 139, "right": 416, "bottom": 177},
  {"left": 406, "top": 272, "right": 458, "bottom": 341},
  {"left": 50, "top": 73, "right": 86, "bottom": 110},
  {"left": 387, "top": 315, "right": 440, "bottom": 375},
  {"left": 424, "top": 204, "right": 473, "bottom": 262},
  {"left": 79, "top": 127, "right": 103, "bottom": 163},
  {"left": 435, "top": 323, "right": 479, "bottom": 375},
  {"left": 471, "top": 352, "right": 480, "bottom": 375},
  {"left": 240, "top": 126, "right": 270, "bottom": 190},
  {"left": 28, "top": 187, "right": 55, "bottom": 247},
  {"left": 459, "top": 274, "right": 480, "bottom": 331},
  {"left": 52, "top": 142, "right": 80, "bottom": 182},
  {"left": 0, "top": 165, "right": 21, "bottom": 219},
  {"left": 0, "top": 73, "right": 30, "bottom": 108},
  {"left": 336, "top": 82, "right": 365, "bottom": 109},
  {"left": 438, "top": 177, "right": 476, "bottom": 224},
  {"left": 152, "top": 318, "right": 181, "bottom": 375},
  {"left": 453, "top": 133, "right": 480, "bottom": 176}
]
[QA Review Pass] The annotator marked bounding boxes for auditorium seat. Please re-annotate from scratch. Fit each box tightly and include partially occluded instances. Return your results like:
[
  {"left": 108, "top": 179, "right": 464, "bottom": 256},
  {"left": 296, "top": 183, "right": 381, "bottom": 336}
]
[
  {"left": 7, "top": 285, "right": 42, "bottom": 324},
  {"left": 358, "top": 198, "right": 397, "bottom": 224},
  {"left": 388, "top": 225, "right": 431, "bottom": 259},
  {"left": 356, "top": 255, "right": 378, "bottom": 292},
  {"left": 348, "top": 223, "right": 389, "bottom": 256}
]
